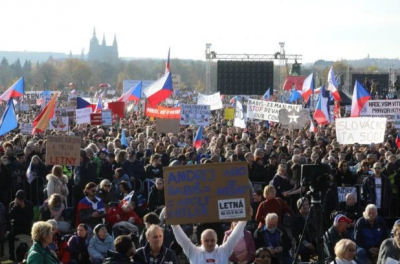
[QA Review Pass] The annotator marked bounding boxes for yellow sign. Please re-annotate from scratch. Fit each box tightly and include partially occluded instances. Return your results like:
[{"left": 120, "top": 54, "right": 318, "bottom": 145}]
[{"left": 224, "top": 108, "right": 234, "bottom": 120}]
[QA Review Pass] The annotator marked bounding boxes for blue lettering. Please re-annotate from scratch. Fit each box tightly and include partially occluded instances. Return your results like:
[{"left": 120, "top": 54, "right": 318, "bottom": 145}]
[
  {"left": 223, "top": 166, "right": 246, "bottom": 177},
  {"left": 168, "top": 182, "right": 202, "bottom": 195},
  {"left": 217, "top": 185, "right": 248, "bottom": 196},
  {"left": 176, "top": 195, "right": 210, "bottom": 206},
  {"left": 169, "top": 205, "right": 208, "bottom": 218},
  {"left": 167, "top": 169, "right": 216, "bottom": 184}
]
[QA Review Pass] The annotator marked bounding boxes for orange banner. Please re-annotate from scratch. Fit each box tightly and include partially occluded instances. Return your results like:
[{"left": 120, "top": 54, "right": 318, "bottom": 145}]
[{"left": 145, "top": 104, "right": 181, "bottom": 119}]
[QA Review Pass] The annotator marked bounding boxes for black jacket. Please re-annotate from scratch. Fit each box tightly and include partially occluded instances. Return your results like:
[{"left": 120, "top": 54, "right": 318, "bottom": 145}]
[
  {"left": 290, "top": 213, "right": 316, "bottom": 246},
  {"left": 9, "top": 199, "right": 34, "bottom": 234},
  {"left": 104, "top": 251, "right": 143, "bottom": 264},
  {"left": 323, "top": 226, "right": 351, "bottom": 258},
  {"left": 148, "top": 186, "right": 165, "bottom": 212},
  {"left": 254, "top": 225, "right": 292, "bottom": 253},
  {"left": 135, "top": 243, "right": 178, "bottom": 264},
  {"left": 362, "top": 175, "right": 392, "bottom": 209},
  {"left": 122, "top": 159, "right": 145, "bottom": 180}
]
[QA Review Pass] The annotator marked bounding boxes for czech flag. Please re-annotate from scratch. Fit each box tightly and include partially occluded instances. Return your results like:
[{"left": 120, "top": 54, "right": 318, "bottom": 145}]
[
  {"left": 32, "top": 92, "right": 58, "bottom": 134},
  {"left": 77, "top": 97, "right": 96, "bottom": 111},
  {"left": 351, "top": 80, "right": 371, "bottom": 117},
  {"left": 0, "top": 99, "right": 18, "bottom": 136},
  {"left": 76, "top": 197, "right": 105, "bottom": 225},
  {"left": 313, "top": 91, "right": 330, "bottom": 125},
  {"left": 327, "top": 67, "right": 341, "bottom": 102},
  {"left": 396, "top": 131, "right": 400, "bottom": 149},
  {"left": 301, "top": 73, "right": 314, "bottom": 103},
  {"left": 118, "top": 81, "right": 142, "bottom": 102},
  {"left": 263, "top": 88, "right": 271, "bottom": 101},
  {"left": 143, "top": 50, "right": 173, "bottom": 106},
  {"left": 0, "top": 77, "right": 24, "bottom": 101},
  {"left": 193, "top": 126, "right": 203, "bottom": 149},
  {"left": 94, "top": 97, "right": 103, "bottom": 113},
  {"left": 70, "top": 89, "right": 77, "bottom": 95}
]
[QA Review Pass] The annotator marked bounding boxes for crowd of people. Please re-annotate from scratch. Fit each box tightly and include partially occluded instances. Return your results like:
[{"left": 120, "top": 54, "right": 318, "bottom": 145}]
[{"left": 0, "top": 92, "right": 400, "bottom": 264}]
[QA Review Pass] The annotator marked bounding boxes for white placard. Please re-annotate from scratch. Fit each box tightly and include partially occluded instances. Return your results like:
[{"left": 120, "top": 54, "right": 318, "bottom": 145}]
[
  {"left": 21, "top": 123, "right": 33, "bottom": 134},
  {"left": 20, "top": 103, "right": 29, "bottom": 111},
  {"left": 395, "top": 113, "right": 400, "bottom": 129},
  {"left": 101, "top": 110, "right": 112, "bottom": 126},
  {"left": 75, "top": 108, "right": 92, "bottom": 124},
  {"left": 360, "top": 99, "right": 400, "bottom": 120},
  {"left": 335, "top": 117, "right": 386, "bottom": 144},
  {"left": 337, "top": 187, "right": 357, "bottom": 202},
  {"left": 166, "top": 98, "right": 179, "bottom": 105},
  {"left": 218, "top": 198, "right": 246, "bottom": 219},
  {"left": 180, "top": 104, "right": 210, "bottom": 126},
  {"left": 49, "top": 116, "right": 69, "bottom": 131},
  {"left": 246, "top": 99, "right": 302, "bottom": 122},
  {"left": 234, "top": 101, "right": 247, "bottom": 129},
  {"left": 197, "top": 92, "right": 223, "bottom": 110}
]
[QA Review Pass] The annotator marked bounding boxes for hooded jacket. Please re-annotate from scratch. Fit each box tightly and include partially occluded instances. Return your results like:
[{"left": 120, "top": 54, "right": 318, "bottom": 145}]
[
  {"left": 46, "top": 174, "right": 69, "bottom": 201},
  {"left": 88, "top": 233, "right": 114, "bottom": 260}
]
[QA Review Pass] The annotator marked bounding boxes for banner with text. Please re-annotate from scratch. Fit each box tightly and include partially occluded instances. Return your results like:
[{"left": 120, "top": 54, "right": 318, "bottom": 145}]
[
  {"left": 246, "top": 99, "right": 302, "bottom": 122},
  {"left": 164, "top": 162, "right": 251, "bottom": 225},
  {"left": 197, "top": 92, "right": 223, "bottom": 110},
  {"left": 76, "top": 108, "right": 92, "bottom": 124},
  {"left": 360, "top": 99, "right": 400, "bottom": 120},
  {"left": 145, "top": 104, "right": 181, "bottom": 119},
  {"left": 46, "top": 136, "right": 81, "bottom": 166},
  {"left": 180, "top": 104, "right": 210, "bottom": 126},
  {"left": 336, "top": 117, "right": 387, "bottom": 144}
]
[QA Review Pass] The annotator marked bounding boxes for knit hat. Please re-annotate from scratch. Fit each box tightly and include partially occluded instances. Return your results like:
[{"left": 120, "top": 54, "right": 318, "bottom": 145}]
[{"left": 94, "top": 224, "right": 106, "bottom": 235}]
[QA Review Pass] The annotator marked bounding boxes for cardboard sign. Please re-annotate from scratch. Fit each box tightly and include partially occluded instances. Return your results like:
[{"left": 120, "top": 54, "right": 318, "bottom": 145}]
[
  {"left": 338, "top": 187, "right": 357, "bottom": 202},
  {"left": 164, "top": 162, "right": 251, "bottom": 225},
  {"left": 76, "top": 108, "right": 92, "bottom": 124},
  {"left": 145, "top": 104, "right": 181, "bottom": 119},
  {"left": 21, "top": 123, "right": 33, "bottom": 134},
  {"left": 46, "top": 136, "right": 81, "bottom": 166},
  {"left": 101, "top": 110, "right": 112, "bottom": 126},
  {"left": 90, "top": 113, "right": 102, "bottom": 125},
  {"left": 360, "top": 99, "right": 400, "bottom": 120},
  {"left": 224, "top": 108, "right": 234, "bottom": 120},
  {"left": 335, "top": 117, "right": 386, "bottom": 144},
  {"left": 156, "top": 118, "right": 180, "bottom": 134},
  {"left": 278, "top": 109, "right": 309, "bottom": 129},
  {"left": 197, "top": 92, "right": 223, "bottom": 110},
  {"left": 246, "top": 99, "right": 302, "bottom": 122},
  {"left": 180, "top": 104, "right": 210, "bottom": 126}
]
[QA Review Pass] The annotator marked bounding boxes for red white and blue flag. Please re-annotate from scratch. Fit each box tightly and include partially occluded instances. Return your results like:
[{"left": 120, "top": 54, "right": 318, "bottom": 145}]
[
  {"left": 0, "top": 77, "right": 24, "bottom": 101},
  {"left": 94, "top": 97, "right": 103, "bottom": 113},
  {"left": 313, "top": 88, "right": 330, "bottom": 125},
  {"left": 351, "top": 80, "right": 371, "bottom": 117},
  {"left": 262, "top": 88, "right": 271, "bottom": 101},
  {"left": 70, "top": 89, "right": 77, "bottom": 95},
  {"left": 193, "top": 126, "right": 203, "bottom": 149},
  {"left": 301, "top": 73, "right": 314, "bottom": 103},
  {"left": 327, "top": 66, "right": 341, "bottom": 102},
  {"left": 118, "top": 81, "right": 142, "bottom": 102}
]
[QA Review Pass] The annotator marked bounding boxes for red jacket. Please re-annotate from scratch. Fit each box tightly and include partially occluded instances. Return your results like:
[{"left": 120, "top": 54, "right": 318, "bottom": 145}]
[{"left": 105, "top": 203, "right": 142, "bottom": 227}]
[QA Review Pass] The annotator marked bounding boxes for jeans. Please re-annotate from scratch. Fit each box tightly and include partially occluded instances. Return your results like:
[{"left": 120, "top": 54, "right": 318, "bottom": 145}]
[{"left": 355, "top": 247, "right": 368, "bottom": 264}]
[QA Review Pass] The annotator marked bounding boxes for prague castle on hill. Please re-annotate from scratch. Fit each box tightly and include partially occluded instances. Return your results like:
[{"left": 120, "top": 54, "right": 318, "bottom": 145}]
[{"left": 87, "top": 28, "right": 119, "bottom": 63}]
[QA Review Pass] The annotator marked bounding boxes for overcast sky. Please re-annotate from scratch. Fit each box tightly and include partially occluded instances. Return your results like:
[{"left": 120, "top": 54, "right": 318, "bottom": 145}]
[{"left": 1, "top": 0, "right": 399, "bottom": 63}]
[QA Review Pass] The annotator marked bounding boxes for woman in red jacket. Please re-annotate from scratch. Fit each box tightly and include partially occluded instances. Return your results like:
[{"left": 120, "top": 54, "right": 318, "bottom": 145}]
[
  {"left": 255, "top": 185, "right": 293, "bottom": 228},
  {"left": 105, "top": 200, "right": 142, "bottom": 237}
]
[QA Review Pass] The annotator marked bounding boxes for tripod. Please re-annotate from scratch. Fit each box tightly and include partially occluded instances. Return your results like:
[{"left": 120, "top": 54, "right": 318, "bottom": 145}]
[{"left": 292, "top": 191, "right": 327, "bottom": 264}]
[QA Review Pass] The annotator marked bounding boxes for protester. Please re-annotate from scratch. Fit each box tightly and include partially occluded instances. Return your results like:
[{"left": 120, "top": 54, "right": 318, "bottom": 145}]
[
  {"left": 27, "top": 221, "right": 59, "bottom": 264},
  {"left": 88, "top": 224, "right": 114, "bottom": 264},
  {"left": 330, "top": 239, "right": 357, "bottom": 264}
]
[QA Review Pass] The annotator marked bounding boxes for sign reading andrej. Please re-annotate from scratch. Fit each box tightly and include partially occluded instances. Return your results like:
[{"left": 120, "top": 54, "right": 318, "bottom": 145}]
[
  {"left": 335, "top": 117, "right": 387, "bottom": 145},
  {"left": 46, "top": 136, "right": 81, "bottom": 166},
  {"left": 246, "top": 99, "right": 302, "bottom": 122},
  {"left": 360, "top": 99, "right": 400, "bottom": 120},
  {"left": 164, "top": 162, "right": 251, "bottom": 225}
]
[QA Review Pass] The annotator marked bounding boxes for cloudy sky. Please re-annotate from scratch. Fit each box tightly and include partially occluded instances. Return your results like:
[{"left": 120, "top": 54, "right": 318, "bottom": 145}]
[{"left": 1, "top": 0, "right": 399, "bottom": 63}]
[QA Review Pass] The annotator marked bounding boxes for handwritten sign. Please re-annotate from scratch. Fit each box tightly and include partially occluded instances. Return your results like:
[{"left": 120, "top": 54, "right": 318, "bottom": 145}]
[
  {"left": 197, "top": 92, "right": 223, "bottom": 110},
  {"left": 360, "top": 99, "right": 400, "bottom": 120},
  {"left": 76, "top": 108, "right": 92, "bottom": 124},
  {"left": 48, "top": 117, "right": 69, "bottom": 131},
  {"left": 21, "top": 123, "right": 33, "bottom": 134},
  {"left": 46, "top": 136, "right": 81, "bottom": 166},
  {"left": 164, "top": 162, "right": 251, "bottom": 225},
  {"left": 224, "top": 108, "right": 234, "bottom": 120},
  {"left": 101, "top": 110, "right": 112, "bottom": 126},
  {"left": 90, "top": 113, "right": 102, "bottom": 126},
  {"left": 337, "top": 187, "right": 357, "bottom": 202},
  {"left": 180, "top": 104, "right": 210, "bottom": 126},
  {"left": 335, "top": 117, "right": 386, "bottom": 144},
  {"left": 246, "top": 99, "right": 302, "bottom": 122},
  {"left": 145, "top": 104, "right": 181, "bottom": 119}
]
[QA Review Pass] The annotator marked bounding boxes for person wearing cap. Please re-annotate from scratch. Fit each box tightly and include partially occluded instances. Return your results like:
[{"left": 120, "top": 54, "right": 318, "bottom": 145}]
[
  {"left": 8, "top": 190, "right": 34, "bottom": 261},
  {"left": 355, "top": 204, "right": 388, "bottom": 261},
  {"left": 122, "top": 150, "right": 145, "bottom": 186},
  {"left": 88, "top": 224, "right": 114, "bottom": 264}
]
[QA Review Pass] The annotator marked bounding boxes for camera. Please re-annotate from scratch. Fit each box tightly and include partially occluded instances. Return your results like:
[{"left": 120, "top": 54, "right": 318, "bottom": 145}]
[{"left": 300, "top": 164, "right": 330, "bottom": 203}]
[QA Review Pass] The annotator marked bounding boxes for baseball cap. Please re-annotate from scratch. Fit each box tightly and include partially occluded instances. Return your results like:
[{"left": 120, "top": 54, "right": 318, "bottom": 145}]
[{"left": 334, "top": 214, "right": 352, "bottom": 224}]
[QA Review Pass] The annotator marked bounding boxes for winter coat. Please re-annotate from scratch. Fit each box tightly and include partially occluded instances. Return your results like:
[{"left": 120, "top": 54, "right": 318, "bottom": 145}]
[
  {"left": 104, "top": 251, "right": 143, "bottom": 264},
  {"left": 122, "top": 159, "right": 145, "bottom": 180},
  {"left": 144, "top": 164, "right": 163, "bottom": 179},
  {"left": 223, "top": 229, "right": 255, "bottom": 263},
  {"left": 27, "top": 241, "right": 59, "bottom": 264},
  {"left": 68, "top": 233, "right": 90, "bottom": 263},
  {"left": 105, "top": 203, "right": 142, "bottom": 227},
  {"left": 113, "top": 174, "right": 132, "bottom": 197},
  {"left": 88, "top": 234, "right": 115, "bottom": 260},
  {"left": 46, "top": 174, "right": 69, "bottom": 202},
  {"left": 148, "top": 185, "right": 165, "bottom": 212},
  {"left": 9, "top": 199, "right": 34, "bottom": 234},
  {"left": 135, "top": 243, "right": 178, "bottom": 264},
  {"left": 362, "top": 175, "right": 392, "bottom": 209}
]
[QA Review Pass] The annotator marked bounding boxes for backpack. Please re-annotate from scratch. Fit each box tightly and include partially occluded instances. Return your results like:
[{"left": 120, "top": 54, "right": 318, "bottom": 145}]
[{"left": 16, "top": 242, "right": 29, "bottom": 262}]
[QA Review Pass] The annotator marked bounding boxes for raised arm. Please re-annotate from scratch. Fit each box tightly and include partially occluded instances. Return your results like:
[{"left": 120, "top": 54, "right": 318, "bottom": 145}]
[{"left": 171, "top": 224, "right": 201, "bottom": 258}]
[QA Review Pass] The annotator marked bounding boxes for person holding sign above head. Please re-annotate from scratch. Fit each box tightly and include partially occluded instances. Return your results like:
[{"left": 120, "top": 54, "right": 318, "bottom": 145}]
[{"left": 168, "top": 207, "right": 252, "bottom": 264}]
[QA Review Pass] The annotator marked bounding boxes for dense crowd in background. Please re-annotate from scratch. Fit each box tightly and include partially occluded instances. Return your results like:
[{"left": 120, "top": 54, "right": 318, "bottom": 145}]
[{"left": 0, "top": 89, "right": 400, "bottom": 264}]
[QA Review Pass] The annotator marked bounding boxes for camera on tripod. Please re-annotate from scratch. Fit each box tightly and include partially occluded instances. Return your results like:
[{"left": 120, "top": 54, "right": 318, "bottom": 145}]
[{"left": 300, "top": 164, "right": 331, "bottom": 204}]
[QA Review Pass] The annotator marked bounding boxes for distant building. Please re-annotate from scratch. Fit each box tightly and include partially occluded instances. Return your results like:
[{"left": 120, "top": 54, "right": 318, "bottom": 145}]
[{"left": 87, "top": 28, "right": 118, "bottom": 63}]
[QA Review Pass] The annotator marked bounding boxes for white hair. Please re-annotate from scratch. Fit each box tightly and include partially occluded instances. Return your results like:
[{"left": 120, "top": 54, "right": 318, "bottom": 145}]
[
  {"left": 363, "top": 204, "right": 377, "bottom": 218},
  {"left": 265, "top": 213, "right": 279, "bottom": 222}
]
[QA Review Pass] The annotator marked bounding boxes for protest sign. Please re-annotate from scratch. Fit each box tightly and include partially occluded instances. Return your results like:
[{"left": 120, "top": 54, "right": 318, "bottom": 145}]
[
  {"left": 246, "top": 99, "right": 302, "bottom": 122},
  {"left": 337, "top": 187, "right": 357, "bottom": 202},
  {"left": 395, "top": 113, "right": 400, "bottom": 129},
  {"left": 180, "top": 104, "right": 210, "bottom": 126},
  {"left": 278, "top": 109, "right": 309, "bottom": 129},
  {"left": 335, "top": 117, "right": 386, "bottom": 144},
  {"left": 21, "top": 123, "right": 33, "bottom": 134},
  {"left": 145, "top": 104, "right": 181, "bottom": 119},
  {"left": 49, "top": 116, "right": 68, "bottom": 131},
  {"left": 90, "top": 113, "right": 102, "bottom": 125},
  {"left": 101, "top": 110, "right": 112, "bottom": 126},
  {"left": 156, "top": 118, "right": 180, "bottom": 134},
  {"left": 224, "top": 108, "right": 234, "bottom": 120},
  {"left": 46, "top": 136, "right": 81, "bottom": 166},
  {"left": 164, "top": 162, "right": 251, "bottom": 225},
  {"left": 20, "top": 103, "right": 29, "bottom": 111},
  {"left": 197, "top": 92, "right": 223, "bottom": 110},
  {"left": 360, "top": 99, "right": 400, "bottom": 120},
  {"left": 76, "top": 108, "right": 92, "bottom": 124},
  {"left": 234, "top": 101, "right": 246, "bottom": 128}
]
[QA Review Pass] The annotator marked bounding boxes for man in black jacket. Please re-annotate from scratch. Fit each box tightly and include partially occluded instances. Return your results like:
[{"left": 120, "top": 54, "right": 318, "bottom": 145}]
[
  {"left": 104, "top": 235, "right": 141, "bottom": 264},
  {"left": 8, "top": 190, "right": 34, "bottom": 261},
  {"left": 135, "top": 224, "right": 178, "bottom": 264}
]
